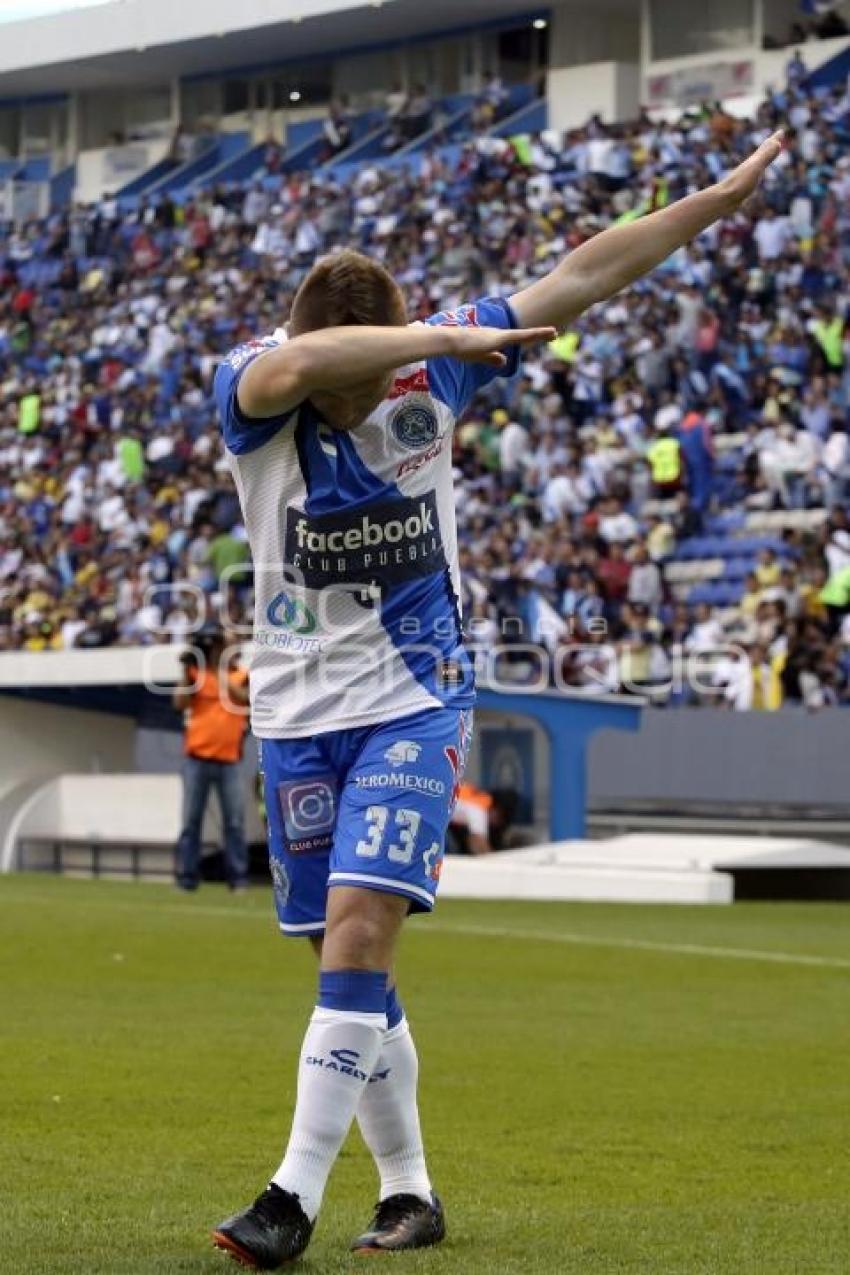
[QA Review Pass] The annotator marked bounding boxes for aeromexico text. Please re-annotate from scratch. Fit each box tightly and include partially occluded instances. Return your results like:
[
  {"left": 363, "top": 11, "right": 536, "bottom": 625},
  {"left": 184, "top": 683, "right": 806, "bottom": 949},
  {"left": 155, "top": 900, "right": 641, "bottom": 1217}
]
[{"left": 284, "top": 491, "right": 445, "bottom": 588}]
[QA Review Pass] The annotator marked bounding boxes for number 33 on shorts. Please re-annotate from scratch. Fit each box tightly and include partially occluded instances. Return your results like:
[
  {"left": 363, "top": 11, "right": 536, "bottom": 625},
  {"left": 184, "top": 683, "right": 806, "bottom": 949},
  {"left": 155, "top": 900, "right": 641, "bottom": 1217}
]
[
  {"left": 330, "top": 782, "right": 456, "bottom": 909},
  {"left": 324, "top": 707, "right": 472, "bottom": 911},
  {"left": 353, "top": 805, "right": 442, "bottom": 880}
]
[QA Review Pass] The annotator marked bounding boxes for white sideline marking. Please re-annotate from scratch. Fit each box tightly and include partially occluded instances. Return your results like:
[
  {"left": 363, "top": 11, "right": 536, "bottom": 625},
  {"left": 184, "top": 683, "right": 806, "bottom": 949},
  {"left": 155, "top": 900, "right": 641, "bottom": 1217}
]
[
  {"left": 1, "top": 887, "right": 849, "bottom": 970},
  {"left": 428, "top": 922, "right": 850, "bottom": 970}
]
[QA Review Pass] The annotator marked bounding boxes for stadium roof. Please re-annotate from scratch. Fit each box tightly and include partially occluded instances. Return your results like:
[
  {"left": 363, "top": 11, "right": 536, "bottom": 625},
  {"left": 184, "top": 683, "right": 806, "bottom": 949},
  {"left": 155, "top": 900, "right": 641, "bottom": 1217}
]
[{"left": 0, "top": 0, "right": 613, "bottom": 97}]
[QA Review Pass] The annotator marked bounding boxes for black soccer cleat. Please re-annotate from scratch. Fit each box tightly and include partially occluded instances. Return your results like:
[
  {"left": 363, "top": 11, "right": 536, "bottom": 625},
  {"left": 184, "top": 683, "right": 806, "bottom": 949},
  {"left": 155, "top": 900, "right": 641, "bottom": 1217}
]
[
  {"left": 212, "top": 1184, "right": 314, "bottom": 1269},
  {"left": 351, "top": 1192, "right": 446, "bottom": 1253}
]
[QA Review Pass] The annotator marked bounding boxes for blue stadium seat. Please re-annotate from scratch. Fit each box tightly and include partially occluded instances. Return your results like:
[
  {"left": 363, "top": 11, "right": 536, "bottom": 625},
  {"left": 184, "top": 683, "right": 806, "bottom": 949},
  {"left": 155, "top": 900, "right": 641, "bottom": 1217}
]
[
  {"left": 717, "top": 581, "right": 744, "bottom": 606},
  {"left": 724, "top": 558, "right": 756, "bottom": 581},
  {"left": 731, "top": 536, "right": 795, "bottom": 558},
  {"left": 704, "top": 511, "right": 746, "bottom": 535}
]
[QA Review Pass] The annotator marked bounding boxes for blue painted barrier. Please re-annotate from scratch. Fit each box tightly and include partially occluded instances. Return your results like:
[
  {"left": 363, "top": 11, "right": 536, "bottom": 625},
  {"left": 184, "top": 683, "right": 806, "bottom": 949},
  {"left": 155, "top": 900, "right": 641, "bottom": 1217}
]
[{"left": 475, "top": 688, "right": 643, "bottom": 839}]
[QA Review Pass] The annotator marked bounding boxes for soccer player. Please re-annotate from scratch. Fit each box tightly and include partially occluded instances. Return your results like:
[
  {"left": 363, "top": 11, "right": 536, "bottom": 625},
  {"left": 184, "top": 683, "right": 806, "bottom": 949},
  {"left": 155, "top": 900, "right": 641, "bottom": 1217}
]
[{"left": 211, "top": 132, "right": 782, "bottom": 1268}]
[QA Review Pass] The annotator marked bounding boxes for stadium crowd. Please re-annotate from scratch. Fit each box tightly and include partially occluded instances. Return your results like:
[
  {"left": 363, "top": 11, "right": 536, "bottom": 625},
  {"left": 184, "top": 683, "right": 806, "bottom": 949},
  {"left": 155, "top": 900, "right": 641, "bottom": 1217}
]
[{"left": 3, "top": 71, "right": 850, "bottom": 711}]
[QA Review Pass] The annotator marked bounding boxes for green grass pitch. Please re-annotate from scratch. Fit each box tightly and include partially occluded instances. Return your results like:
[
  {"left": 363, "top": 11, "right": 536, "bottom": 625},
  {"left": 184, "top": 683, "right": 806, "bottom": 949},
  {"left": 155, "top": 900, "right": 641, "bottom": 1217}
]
[{"left": 2, "top": 875, "right": 850, "bottom": 1274}]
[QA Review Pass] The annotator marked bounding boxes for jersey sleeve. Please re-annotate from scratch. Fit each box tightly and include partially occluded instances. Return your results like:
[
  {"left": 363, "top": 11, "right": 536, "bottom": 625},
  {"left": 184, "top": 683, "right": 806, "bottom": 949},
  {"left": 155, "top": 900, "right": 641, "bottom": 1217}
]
[
  {"left": 214, "top": 338, "right": 297, "bottom": 456},
  {"left": 425, "top": 296, "right": 521, "bottom": 417}
]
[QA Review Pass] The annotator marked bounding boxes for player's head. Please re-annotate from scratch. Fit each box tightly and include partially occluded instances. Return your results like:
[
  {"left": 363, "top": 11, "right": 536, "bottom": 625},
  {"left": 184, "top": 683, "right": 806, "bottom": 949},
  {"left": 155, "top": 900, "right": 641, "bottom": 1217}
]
[
  {"left": 290, "top": 249, "right": 407, "bottom": 430},
  {"left": 290, "top": 250, "right": 406, "bottom": 333}
]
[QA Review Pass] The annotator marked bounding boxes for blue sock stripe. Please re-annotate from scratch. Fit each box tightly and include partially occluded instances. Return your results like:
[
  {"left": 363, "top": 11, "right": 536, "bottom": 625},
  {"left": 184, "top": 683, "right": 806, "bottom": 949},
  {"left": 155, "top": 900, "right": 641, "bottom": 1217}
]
[
  {"left": 386, "top": 985, "right": 404, "bottom": 1029},
  {"left": 318, "top": 969, "right": 388, "bottom": 1014}
]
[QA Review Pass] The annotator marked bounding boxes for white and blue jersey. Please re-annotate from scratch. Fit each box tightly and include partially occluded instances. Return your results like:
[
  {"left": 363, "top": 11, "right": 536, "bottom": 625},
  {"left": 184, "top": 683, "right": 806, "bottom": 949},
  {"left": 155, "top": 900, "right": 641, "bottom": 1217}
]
[
  {"left": 214, "top": 296, "right": 520, "bottom": 739},
  {"left": 214, "top": 295, "right": 519, "bottom": 931}
]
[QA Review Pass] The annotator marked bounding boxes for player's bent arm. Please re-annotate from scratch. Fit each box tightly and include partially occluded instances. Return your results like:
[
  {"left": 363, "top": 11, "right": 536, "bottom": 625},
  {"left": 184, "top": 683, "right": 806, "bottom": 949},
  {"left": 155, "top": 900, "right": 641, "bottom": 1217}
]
[
  {"left": 236, "top": 323, "right": 555, "bottom": 419},
  {"left": 510, "top": 131, "right": 784, "bottom": 331}
]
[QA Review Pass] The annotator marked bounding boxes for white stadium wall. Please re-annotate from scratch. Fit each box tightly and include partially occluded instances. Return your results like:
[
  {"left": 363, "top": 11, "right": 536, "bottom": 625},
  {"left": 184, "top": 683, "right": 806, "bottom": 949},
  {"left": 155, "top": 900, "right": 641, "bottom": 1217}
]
[
  {"left": 0, "top": 696, "right": 135, "bottom": 868},
  {"left": 75, "top": 137, "right": 170, "bottom": 203},
  {"left": 0, "top": 696, "right": 134, "bottom": 806},
  {"left": 547, "top": 61, "right": 640, "bottom": 130}
]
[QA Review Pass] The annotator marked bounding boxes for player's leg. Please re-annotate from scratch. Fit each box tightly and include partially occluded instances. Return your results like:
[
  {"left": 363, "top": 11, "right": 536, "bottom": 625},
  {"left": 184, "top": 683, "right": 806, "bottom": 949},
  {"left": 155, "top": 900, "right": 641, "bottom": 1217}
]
[
  {"left": 213, "top": 738, "right": 335, "bottom": 1268},
  {"left": 306, "top": 933, "right": 432, "bottom": 1221},
  {"left": 350, "top": 980, "right": 441, "bottom": 1253},
  {"left": 175, "top": 756, "right": 211, "bottom": 890},
  {"left": 332, "top": 705, "right": 471, "bottom": 1253},
  {"left": 269, "top": 885, "right": 406, "bottom": 1214},
  {"left": 214, "top": 886, "right": 406, "bottom": 1269}
]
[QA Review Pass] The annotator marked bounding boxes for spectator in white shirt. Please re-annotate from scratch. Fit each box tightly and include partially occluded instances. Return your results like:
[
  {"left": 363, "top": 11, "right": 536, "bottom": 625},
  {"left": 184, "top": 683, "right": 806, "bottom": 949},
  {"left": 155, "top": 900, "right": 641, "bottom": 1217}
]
[
  {"left": 753, "top": 208, "right": 793, "bottom": 262},
  {"left": 684, "top": 603, "right": 724, "bottom": 653},
  {"left": 98, "top": 486, "right": 128, "bottom": 534},
  {"left": 762, "top": 421, "right": 819, "bottom": 507},
  {"left": 497, "top": 414, "right": 530, "bottom": 484},
  {"left": 599, "top": 497, "right": 639, "bottom": 544},
  {"left": 654, "top": 391, "right": 683, "bottom": 434},
  {"left": 823, "top": 513, "right": 850, "bottom": 576},
  {"left": 822, "top": 422, "right": 850, "bottom": 507},
  {"left": 542, "top": 462, "right": 593, "bottom": 522},
  {"left": 60, "top": 607, "right": 88, "bottom": 650},
  {"left": 627, "top": 542, "right": 663, "bottom": 608}
]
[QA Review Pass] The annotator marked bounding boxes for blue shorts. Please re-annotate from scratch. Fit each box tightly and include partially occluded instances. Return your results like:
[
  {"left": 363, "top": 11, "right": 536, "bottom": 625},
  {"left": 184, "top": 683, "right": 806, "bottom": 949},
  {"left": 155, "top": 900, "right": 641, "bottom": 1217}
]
[{"left": 260, "top": 706, "right": 473, "bottom": 936}]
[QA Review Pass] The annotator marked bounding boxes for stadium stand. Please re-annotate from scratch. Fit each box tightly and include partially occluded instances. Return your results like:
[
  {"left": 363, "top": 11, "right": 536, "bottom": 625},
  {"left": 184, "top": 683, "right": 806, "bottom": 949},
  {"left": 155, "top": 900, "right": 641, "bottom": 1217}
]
[{"left": 3, "top": 59, "right": 850, "bottom": 712}]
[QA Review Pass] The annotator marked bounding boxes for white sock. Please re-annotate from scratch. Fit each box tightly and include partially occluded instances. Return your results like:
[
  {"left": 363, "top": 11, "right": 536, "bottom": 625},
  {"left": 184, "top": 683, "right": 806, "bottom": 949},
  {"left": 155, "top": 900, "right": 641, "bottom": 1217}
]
[
  {"left": 356, "top": 1016, "right": 432, "bottom": 1203},
  {"left": 271, "top": 1005, "right": 387, "bottom": 1220}
]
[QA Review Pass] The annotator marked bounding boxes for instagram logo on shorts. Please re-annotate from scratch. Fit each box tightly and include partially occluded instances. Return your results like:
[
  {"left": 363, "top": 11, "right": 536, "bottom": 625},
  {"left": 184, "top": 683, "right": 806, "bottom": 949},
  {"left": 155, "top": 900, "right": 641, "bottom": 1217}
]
[{"left": 279, "top": 779, "right": 336, "bottom": 840}]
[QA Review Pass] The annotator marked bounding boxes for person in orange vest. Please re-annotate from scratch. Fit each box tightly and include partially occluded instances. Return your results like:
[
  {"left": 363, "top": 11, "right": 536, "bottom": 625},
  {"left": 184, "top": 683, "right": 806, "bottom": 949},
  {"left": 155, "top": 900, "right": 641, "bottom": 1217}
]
[
  {"left": 449, "top": 783, "right": 494, "bottom": 855},
  {"left": 173, "top": 626, "right": 250, "bottom": 891},
  {"left": 449, "top": 785, "right": 518, "bottom": 855}
]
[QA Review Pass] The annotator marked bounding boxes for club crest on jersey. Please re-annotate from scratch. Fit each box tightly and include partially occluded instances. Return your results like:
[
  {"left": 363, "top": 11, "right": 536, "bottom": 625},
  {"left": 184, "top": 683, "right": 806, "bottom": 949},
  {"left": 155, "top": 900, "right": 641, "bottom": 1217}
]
[{"left": 390, "top": 398, "right": 439, "bottom": 452}]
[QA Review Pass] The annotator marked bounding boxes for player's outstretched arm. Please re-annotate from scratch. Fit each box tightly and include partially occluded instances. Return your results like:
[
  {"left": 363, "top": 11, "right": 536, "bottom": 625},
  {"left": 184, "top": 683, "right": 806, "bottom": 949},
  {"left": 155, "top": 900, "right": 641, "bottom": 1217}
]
[
  {"left": 237, "top": 323, "right": 555, "bottom": 419},
  {"left": 510, "top": 131, "right": 784, "bottom": 331}
]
